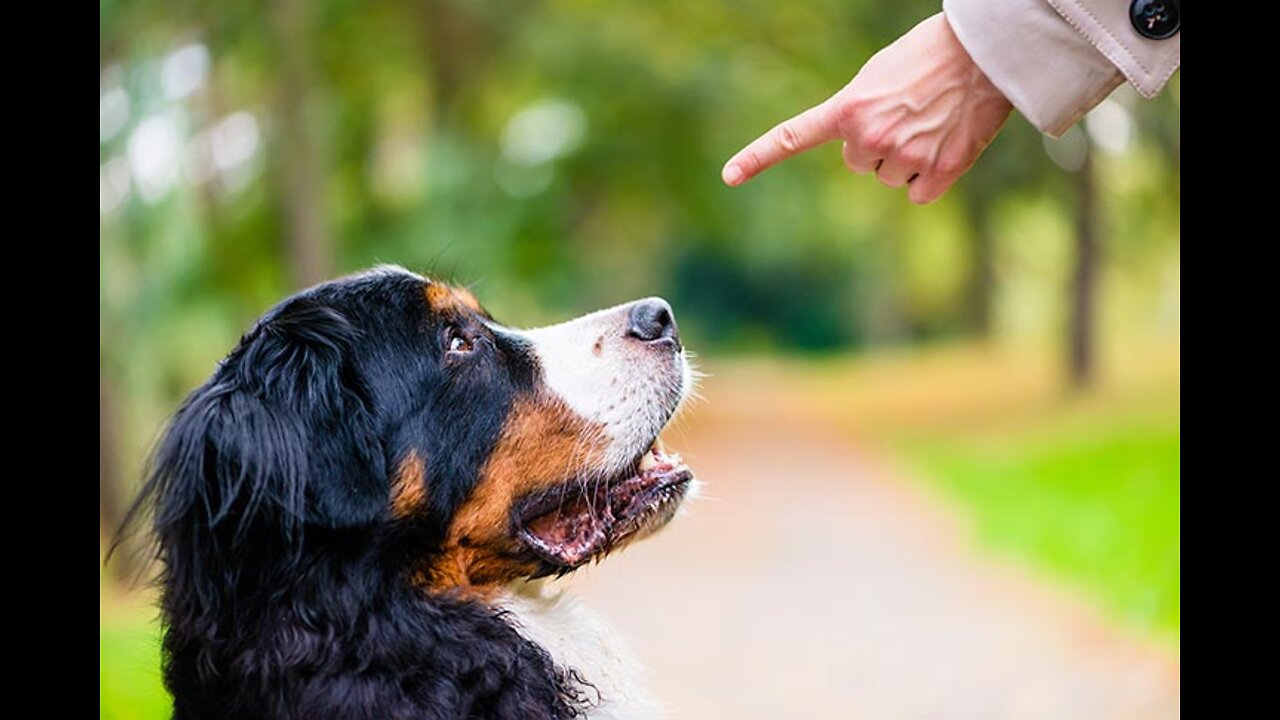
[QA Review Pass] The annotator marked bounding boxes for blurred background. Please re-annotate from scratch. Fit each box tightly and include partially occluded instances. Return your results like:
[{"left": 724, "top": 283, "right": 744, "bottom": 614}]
[{"left": 100, "top": 0, "right": 1179, "bottom": 717}]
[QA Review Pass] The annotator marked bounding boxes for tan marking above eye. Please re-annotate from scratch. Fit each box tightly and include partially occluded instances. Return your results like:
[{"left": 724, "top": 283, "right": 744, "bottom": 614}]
[
  {"left": 424, "top": 281, "right": 490, "bottom": 320},
  {"left": 424, "top": 282, "right": 453, "bottom": 310},
  {"left": 452, "top": 287, "right": 486, "bottom": 315}
]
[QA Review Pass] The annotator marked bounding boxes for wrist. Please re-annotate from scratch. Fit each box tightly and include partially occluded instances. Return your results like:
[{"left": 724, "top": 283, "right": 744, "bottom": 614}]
[
  {"left": 938, "top": 13, "right": 1011, "bottom": 111},
  {"left": 941, "top": 0, "right": 1123, "bottom": 136}
]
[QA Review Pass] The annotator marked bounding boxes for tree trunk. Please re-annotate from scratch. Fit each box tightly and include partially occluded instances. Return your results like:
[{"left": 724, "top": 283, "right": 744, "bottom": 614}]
[
  {"left": 1068, "top": 146, "right": 1099, "bottom": 389},
  {"left": 963, "top": 192, "right": 995, "bottom": 340},
  {"left": 274, "top": 0, "right": 331, "bottom": 289},
  {"left": 418, "top": 0, "right": 503, "bottom": 126},
  {"left": 420, "top": 0, "right": 467, "bottom": 121},
  {"left": 101, "top": 373, "right": 135, "bottom": 581}
]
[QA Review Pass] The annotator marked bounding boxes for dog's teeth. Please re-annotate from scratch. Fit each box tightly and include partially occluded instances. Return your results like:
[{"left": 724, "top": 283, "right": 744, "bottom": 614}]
[{"left": 639, "top": 450, "right": 659, "bottom": 471}]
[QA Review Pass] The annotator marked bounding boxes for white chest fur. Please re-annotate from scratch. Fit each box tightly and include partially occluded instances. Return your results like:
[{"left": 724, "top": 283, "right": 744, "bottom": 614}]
[{"left": 499, "top": 580, "right": 663, "bottom": 720}]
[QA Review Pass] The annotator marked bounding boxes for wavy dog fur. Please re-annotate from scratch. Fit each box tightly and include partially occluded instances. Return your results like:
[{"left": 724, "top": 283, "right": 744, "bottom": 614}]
[{"left": 124, "top": 270, "right": 595, "bottom": 719}]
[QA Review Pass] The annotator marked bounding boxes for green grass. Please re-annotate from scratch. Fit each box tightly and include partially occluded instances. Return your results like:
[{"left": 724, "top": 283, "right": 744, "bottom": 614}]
[
  {"left": 897, "top": 400, "right": 1180, "bottom": 647},
  {"left": 101, "top": 606, "right": 169, "bottom": 720}
]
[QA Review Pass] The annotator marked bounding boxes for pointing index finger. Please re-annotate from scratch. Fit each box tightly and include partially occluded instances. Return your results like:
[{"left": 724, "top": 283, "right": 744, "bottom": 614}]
[{"left": 722, "top": 99, "right": 842, "bottom": 186}]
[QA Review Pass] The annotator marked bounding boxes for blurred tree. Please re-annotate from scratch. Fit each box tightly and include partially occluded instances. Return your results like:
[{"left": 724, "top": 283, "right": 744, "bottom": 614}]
[
  {"left": 273, "top": 0, "right": 332, "bottom": 288},
  {"left": 99, "top": 0, "right": 1178, "bottom": 512},
  {"left": 100, "top": 375, "right": 132, "bottom": 581},
  {"left": 960, "top": 187, "right": 995, "bottom": 339},
  {"left": 1069, "top": 142, "right": 1098, "bottom": 389},
  {"left": 955, "top": 116, "right": 1043, "bottom": 343}
]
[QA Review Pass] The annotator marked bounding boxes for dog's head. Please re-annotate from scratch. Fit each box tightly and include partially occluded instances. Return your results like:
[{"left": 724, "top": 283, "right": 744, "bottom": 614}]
[{"left": 140, "top": 265, "right": 696, "bottom": 599}]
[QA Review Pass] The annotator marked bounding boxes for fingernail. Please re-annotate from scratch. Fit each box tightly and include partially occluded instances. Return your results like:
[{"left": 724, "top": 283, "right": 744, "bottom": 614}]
[{"left": 722, "top": 164, "right": 744, "bottom": 186}]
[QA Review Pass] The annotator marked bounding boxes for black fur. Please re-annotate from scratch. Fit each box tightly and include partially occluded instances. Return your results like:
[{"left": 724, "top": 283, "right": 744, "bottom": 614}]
[{"left": 124, "top": 268, "right": 591, "bottom": 719}]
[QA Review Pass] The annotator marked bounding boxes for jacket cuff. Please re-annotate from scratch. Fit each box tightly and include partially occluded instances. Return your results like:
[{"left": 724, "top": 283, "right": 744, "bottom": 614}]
[
  {"left": 1045, "top": 0, "right": 1180, "bottom": 100},
  {"left": 942, "top": 0, "right": 1123, "bottom": 137}
]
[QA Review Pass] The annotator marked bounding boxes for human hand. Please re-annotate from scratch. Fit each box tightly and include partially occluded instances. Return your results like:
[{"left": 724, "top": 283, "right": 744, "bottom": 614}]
[{"left": 721, "top": 12, "right": 1013, "bottom": 205}]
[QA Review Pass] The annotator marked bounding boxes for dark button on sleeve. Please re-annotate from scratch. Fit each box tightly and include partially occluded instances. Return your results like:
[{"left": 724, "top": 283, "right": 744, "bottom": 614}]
[{"left": 1130, "top": 0, "right": 1180, "bottom": 40}]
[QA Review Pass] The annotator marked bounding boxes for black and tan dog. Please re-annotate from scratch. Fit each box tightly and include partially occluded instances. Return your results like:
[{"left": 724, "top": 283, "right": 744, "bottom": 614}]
[{"left": 129, "top": 266, "right": 697, "bottom": 719}]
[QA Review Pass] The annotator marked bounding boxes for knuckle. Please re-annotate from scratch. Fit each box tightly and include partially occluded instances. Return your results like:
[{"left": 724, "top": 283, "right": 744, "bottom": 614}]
[
  {"left": 834, "top": 96, "right": 866, "bottom": 126},
  {"left": 934, "top": 153, "right": 967, "bottom": 178},
  {"left": 863, "top": 130, "right": 894, "bottom": 156},
  {"left": 776, "top": 123, "right": 803, "bottom": 154},
  {"left": 899, "top": 149, "right": 926, "bottom": 168}
]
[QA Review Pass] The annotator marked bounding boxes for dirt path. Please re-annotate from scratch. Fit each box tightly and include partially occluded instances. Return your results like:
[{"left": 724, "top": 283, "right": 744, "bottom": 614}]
[{"left": 564, "top": 372, "right": 1179, "bottom": 719}]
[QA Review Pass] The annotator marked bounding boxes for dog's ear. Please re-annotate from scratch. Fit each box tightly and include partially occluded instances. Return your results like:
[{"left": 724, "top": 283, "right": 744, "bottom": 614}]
[
  {"left": 241, "top": 298, "right": 387, "bottom": 528},
  {"left": 147, "top": 297, "right": 387, "bottom": 546}
]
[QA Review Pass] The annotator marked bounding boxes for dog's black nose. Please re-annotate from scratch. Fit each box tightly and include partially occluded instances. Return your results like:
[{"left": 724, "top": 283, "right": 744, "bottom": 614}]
[{"left": 627, "top": 298, "right": 680, "bottom": 347}]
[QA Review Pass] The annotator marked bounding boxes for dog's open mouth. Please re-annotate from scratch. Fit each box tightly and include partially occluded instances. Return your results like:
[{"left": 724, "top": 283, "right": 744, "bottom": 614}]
[{"left": 516, "top": 439, "right": 693, "bottom": 569}]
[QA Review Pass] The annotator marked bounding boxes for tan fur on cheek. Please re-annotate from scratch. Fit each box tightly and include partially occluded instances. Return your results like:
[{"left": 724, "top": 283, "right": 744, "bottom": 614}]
[
  {"left": 390, "top": 451, "right": 428, "bottom": 519},
  {"left": 423, "top": 393, "right": 608, "bottom": 593}
]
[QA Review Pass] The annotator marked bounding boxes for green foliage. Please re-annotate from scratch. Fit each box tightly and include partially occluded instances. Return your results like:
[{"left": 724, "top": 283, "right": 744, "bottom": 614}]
[
  {"left": 100, "top": 2, "right": 1179, "bottom": 499},
  {"left": 100, "top": 0, "right": 1179, "bottom": 354}
]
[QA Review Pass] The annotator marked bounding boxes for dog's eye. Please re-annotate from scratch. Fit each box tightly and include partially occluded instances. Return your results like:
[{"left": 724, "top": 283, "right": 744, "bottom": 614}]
[{"left": 445, "top": 328, "right": 475, "bottom": 355}]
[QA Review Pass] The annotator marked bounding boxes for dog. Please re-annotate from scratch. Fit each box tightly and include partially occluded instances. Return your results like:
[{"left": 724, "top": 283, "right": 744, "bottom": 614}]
[{"left": 128, "top": 265, "right": 698, "bottom": 719}]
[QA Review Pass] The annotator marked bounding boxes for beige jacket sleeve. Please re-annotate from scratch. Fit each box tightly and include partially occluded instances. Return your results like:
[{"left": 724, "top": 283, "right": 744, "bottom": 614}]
[{"left": 942, "top": 0, "right": 1180, "bottom": 137}]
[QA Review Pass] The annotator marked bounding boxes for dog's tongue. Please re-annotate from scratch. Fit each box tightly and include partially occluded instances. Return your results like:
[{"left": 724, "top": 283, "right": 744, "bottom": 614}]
[
  {"left": 521, "top": 443, "right": 686, "bottom": 568},
  {"left": 523, "top": 490, "right": 613, "bottom": 567}
]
